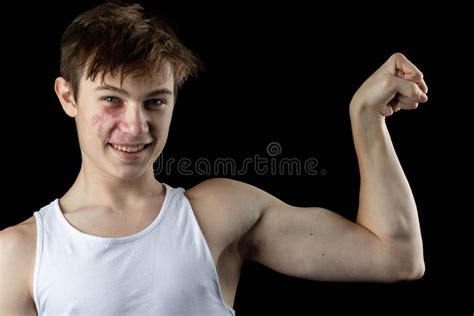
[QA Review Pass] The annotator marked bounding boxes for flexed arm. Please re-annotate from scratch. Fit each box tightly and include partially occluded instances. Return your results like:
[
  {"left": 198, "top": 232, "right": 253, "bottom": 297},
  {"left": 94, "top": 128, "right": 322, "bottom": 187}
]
[
  {"left": 348, "top": 52, "right": 427, "bottom": 278},
  {"left": 246, "top": 53, "right": 426, "bottom": 281},
  {"left": 188, "top": 53, "right": 427, "bottom": 283}
]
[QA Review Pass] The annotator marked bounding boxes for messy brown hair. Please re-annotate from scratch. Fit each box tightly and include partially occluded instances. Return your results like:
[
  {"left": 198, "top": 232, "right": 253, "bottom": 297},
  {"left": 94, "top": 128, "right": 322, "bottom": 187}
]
[{"left": 60, "top": 2, "right": 201, "bottom": 99}]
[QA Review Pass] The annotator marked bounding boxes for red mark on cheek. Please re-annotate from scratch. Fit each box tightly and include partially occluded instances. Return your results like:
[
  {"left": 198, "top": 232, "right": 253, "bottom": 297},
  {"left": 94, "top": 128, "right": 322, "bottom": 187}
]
[
  {"left": 91, "top": 112, "right": 107, "bottom": 141},
  {"left": 91, "top": 112, "right": 104, "bottom": 128},
  {"left": 91, "top": 107, "right": 124, "bottom": 142}
]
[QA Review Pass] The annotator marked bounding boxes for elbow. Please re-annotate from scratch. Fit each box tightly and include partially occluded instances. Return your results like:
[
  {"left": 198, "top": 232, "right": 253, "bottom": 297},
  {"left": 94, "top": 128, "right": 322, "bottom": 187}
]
[
  {"left": 383, "top": 258, "right": 425, "bottom": 282},
  {"left": 381, "top": 241, "right": 425, "bottom": 282},
  {"left": 398, "top": 259, "right": 425, "bottom": 281},
  {"left": 388, "top": 251, "right": 425, "bottom": 282},
  {"left": 408, "top": 258, "right": 426, "bottom": 280},
  {"left": 381, "top": 235, "right": 425, "bottom": 282}
]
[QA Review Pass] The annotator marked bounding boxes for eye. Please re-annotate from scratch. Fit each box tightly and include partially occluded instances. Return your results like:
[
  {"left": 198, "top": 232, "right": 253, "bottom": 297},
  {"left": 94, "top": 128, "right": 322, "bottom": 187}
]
[
  {"left": 102, "top": 96, "right": 121, "bottom": 104},
  {"left": 144, "top": 98, "right": 166, "bottom": 108}
]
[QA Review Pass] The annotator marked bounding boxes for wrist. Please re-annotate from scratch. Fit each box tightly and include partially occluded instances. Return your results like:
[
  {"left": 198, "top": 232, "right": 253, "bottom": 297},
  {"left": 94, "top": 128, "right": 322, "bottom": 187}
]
[
  {"left": 349, "top": 104, "right": 387, "bottom": 148},
  {"left": 349, "top": 102, "right": 385, "bottom": 127}
]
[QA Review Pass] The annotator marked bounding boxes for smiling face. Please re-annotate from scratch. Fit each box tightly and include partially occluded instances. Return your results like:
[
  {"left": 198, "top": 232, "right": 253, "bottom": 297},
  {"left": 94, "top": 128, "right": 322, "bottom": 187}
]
[{"left": 56, "top": 67, "right": 175, "bottom": 181}]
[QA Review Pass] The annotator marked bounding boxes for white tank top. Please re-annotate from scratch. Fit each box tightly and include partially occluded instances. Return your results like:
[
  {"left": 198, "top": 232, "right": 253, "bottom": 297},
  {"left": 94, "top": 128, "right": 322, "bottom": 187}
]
[{"left": 32, "top": 183, "right": 235, "bottom": 315}]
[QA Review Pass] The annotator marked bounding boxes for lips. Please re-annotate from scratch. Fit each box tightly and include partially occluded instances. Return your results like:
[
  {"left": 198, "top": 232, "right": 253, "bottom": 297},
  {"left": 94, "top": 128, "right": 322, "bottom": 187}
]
[
  {"left": 110, "top": 143, "right": 146, "bottom": 153},
  {"left": 107, "top": 142, "right": 153, "bottom": 159}
]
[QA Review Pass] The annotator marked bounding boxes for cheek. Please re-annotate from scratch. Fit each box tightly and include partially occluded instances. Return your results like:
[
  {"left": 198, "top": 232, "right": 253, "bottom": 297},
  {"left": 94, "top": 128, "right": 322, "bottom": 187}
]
[{"left": 91, "top": 108, "right": 124, "bottom": 141}]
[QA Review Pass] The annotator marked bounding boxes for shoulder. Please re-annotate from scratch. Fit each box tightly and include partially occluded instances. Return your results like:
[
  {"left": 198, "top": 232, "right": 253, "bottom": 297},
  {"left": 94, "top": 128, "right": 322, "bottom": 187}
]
[
  {"left": 0, "top": 217, "right": 37, "bottom": 297},
  {"left": 0, "top": 216, "right": 37, "bottom": 265},
  {"left": 1, "top": 216, "right": 37, "bottom": 252},
  {"left": 184, "top": 178, "right": 273, "bottom": 254},
  {"left": 185, "top": 177, "right": 274, "bottom": 212},
  {"left": 185, "top": 177, "right": 244, "bottom": 196}
]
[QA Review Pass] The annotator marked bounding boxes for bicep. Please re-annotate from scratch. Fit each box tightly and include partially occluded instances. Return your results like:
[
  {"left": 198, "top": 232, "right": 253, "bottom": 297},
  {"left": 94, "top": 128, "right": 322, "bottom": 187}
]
[{"left": 248, "top": 200, "right": 397, "bottom": 282}]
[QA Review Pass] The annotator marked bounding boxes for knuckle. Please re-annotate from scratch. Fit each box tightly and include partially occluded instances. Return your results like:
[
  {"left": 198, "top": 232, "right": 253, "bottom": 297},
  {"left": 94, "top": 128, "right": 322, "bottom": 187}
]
[
  {"left": 412, "top": 70, "right": 424, "bottom": 82},
  {"left": 380, "top": 76, "right": 396, "bottom": 92},
  {"left": 391, "top": 52, "right": 405, "bottom": 60},
  {"left": 410, "top": 82, "right": 421, "bottom": 95}
]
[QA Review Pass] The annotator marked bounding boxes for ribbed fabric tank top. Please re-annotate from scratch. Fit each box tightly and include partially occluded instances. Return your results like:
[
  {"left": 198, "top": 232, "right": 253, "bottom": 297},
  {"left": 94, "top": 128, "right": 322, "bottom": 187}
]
[{"left": 32, "top": 183, "right": 235, "bottom": 315}]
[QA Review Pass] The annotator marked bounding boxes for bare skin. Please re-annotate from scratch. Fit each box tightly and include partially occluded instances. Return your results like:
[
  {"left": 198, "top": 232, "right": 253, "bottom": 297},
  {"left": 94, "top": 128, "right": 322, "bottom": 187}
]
[{"left": 0, "top": 53, "right": 427, "bottom": 314}]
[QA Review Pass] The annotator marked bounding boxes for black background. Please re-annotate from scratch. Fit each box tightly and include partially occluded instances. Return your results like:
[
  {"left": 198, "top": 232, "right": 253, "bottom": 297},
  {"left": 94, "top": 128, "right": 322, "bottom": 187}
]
[{"left": 1, "top": 1, "right": 471, "bottom": 314}]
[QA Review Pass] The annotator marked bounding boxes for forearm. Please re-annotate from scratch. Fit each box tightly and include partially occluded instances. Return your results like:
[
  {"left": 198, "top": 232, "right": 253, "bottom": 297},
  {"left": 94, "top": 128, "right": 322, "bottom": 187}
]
[{"left": 350, "top": 105, "right": 423, "bottom": 250}]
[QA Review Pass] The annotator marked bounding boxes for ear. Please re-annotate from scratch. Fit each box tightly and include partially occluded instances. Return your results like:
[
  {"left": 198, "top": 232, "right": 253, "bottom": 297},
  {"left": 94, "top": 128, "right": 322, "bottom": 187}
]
[{"left": 54, "top": 77, "right": 77, "bottom": 117}]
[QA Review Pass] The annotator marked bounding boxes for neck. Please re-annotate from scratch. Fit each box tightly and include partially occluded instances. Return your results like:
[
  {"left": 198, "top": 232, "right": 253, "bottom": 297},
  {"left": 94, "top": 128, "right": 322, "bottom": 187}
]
[{"left": 62, "top": 163, "right": 164, "bottom": 213}]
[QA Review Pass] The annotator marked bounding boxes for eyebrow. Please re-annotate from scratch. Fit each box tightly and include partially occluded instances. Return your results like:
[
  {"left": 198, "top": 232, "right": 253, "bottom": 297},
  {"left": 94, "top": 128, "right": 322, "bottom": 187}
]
[{"left": 94, "top": 84, "right": 173, "bottom": 99}]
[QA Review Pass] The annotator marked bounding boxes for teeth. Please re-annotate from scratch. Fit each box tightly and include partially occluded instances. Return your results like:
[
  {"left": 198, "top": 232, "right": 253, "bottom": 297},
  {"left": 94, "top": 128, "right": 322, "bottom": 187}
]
[{"left": 111, "top": 144, "right": 145, "bottom": 153}]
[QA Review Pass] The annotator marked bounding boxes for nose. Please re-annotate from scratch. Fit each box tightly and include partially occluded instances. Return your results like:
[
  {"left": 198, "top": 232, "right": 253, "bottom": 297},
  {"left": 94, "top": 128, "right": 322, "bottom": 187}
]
[{"left": 119, "top": 104, "right": 149, "bottom": 136}]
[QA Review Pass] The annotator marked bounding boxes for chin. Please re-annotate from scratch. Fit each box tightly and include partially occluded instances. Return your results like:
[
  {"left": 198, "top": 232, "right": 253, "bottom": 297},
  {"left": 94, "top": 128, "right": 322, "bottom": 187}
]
[{"left": 110, "top": 165, "right": 150, "bottom": 181}]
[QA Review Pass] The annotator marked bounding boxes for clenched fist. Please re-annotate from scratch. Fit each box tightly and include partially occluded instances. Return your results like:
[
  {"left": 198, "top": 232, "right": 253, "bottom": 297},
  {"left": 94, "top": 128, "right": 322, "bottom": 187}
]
[{"left": 350, "top": 53, "right": 428, "bottom": 118}]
